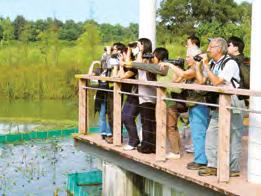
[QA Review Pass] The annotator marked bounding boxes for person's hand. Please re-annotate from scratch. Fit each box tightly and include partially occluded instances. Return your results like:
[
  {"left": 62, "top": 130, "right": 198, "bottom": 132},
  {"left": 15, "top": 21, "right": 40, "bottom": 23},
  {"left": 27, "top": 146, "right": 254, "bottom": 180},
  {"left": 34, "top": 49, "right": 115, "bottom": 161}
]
[
  {"left": 159, "top": 62, "right": 174, "bottom": 71},
  {"left": 200, "top": 53, "right": 209, "bottom": 65},
  {"left": 193, "top": 61, "right": 202, "bottom": 72}
]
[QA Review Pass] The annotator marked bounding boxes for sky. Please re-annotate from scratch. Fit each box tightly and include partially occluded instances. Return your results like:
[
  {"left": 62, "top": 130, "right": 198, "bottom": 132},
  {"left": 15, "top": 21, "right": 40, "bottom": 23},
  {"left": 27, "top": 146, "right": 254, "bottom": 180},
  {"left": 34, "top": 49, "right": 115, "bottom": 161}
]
[{"left": 0, "top": 0, "right": 253, "bottom": 26}]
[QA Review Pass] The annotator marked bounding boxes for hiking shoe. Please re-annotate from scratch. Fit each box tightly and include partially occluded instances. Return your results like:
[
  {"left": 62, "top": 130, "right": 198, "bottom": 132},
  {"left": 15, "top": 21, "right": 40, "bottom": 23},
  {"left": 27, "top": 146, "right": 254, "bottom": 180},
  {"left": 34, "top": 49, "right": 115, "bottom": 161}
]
[
  {"left": 230, "top": 171, "right": 240, "bottom": 177},
  {"left": 198, "top": 167, "right": 217, "bottom": 176},
  {"left": 123, "top": 145, "right": 136, "bottom": 151},
  {"left": 166, "top": 152, "right": 181, "bottom": 160},
  {"left": 186, "top": 162, "right": 207, "bottom": 170}
]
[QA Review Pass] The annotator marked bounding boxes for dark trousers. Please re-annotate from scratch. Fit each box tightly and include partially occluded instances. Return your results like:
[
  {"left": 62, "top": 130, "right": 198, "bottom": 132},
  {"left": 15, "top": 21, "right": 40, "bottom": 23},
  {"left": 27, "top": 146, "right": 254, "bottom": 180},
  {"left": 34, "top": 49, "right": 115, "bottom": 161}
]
[
  {"left": 139, "top": 102, "right": 156, "bottom": 150},
  {"left": 122, "top": 96, "right": 140, "bottom": 146}
]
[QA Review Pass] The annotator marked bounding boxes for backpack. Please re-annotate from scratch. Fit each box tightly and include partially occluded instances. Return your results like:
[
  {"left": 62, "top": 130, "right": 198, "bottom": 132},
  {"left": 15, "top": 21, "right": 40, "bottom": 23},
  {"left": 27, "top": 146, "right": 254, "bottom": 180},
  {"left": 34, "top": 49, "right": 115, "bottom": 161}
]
[
  {"left": 221, "top": 55, "right": 250, "bottom": 101},
  {"left": 206, "top": 55, "right": 250, "bottom": 107}
]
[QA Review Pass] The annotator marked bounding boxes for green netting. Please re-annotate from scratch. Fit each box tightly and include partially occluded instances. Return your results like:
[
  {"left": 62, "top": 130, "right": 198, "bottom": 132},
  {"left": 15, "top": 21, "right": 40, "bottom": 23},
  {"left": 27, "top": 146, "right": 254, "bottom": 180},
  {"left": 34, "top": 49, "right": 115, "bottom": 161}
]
[
  {"left": 67, "top": 169, "right": 102, "bottom": 196},
  {"left": 0, "top": 128, "right": 77, "bottom": 143},
  {"left": 0, "top": 127, "right": 102, "bottom": 144}
]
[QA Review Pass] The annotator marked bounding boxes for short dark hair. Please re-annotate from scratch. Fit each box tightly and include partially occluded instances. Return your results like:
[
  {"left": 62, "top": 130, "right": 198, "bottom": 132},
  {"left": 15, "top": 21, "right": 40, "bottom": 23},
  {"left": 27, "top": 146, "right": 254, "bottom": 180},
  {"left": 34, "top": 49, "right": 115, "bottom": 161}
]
[
  {"left": 113, "top": 42, "right": 127, "bottom": 53},
  {"left": 138, "top": 38, "right": 152, "bottom": 54},
  {"left": 227, "top": 36, "right": 245, "bottom": 54},
  {"left": 153, "top": 47, "right": 169, "bottom": 61},
  {"left": 187, "top": 35, "right": 200, "bottom": 47}
]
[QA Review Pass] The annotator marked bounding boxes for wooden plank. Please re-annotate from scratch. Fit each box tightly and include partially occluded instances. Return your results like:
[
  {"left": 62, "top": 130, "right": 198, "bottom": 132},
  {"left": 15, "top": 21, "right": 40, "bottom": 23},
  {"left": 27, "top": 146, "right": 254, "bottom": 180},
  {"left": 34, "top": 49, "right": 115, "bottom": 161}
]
[
  {"left": 217, "top": 94, "right": 231, "bottom": 182},
  {"left": 156, "top": 87, "right": 167, "bottom": 161},
  {"left": 73, "top": 133, "right": 261, "bottom": 196},
  {"left": 75, "top": 74, "right": 261, "bottom": 97},
  {"left": 78, "top": 79, "right": 88, "bottom": 135},
  {"left": 113, "top": 82, "right": 122, "bottom": 146}
]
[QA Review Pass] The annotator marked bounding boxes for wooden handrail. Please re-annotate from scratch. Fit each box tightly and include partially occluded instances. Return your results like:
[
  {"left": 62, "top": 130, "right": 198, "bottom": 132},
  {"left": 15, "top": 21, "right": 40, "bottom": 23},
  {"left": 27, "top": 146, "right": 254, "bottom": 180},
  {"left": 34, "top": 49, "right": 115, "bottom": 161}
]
[
  {"left": 76, "top": 74, "right": 261, "bottom": 184},
  {"left": 75, "top": 74, "right": 261, "bottom": 97}
]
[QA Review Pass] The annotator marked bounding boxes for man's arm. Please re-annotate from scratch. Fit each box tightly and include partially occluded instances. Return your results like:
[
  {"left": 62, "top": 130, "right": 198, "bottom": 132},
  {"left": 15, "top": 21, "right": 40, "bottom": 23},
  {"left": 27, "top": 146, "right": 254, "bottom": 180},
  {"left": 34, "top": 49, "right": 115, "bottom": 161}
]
[
  {"left": 130, "top": 62, "right": 168, "bottom": 75},
  {"left": 204, "top": 64, "right": 224, "bottom": 86}
]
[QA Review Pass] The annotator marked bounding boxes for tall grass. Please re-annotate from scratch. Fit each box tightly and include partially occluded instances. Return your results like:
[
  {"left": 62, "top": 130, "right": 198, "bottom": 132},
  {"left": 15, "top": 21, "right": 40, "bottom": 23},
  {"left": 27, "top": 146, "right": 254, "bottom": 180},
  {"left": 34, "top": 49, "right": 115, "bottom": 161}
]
[
  {"left": 0, "top": 42, "right": 103, "bottom": 100},
  {"left": 0, "top": 41, "right": 186, "bottom": 100}
]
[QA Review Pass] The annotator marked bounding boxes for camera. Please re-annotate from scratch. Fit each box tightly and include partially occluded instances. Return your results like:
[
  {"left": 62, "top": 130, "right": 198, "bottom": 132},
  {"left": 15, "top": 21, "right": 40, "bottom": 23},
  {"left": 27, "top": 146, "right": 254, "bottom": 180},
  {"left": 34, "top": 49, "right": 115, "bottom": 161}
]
[
  {"left": 193, "top": 55, "right": 203, "bottom": 62},
  {"left": 164, "top": 58, "right": 185, "bottom": 68},
  {"left": 142, "top": 53, "right": 154, "bottom": 59},
  {"left": 104, "top": 46, "right": 113, "bottom": 53},
  {"left": 110, "top": 53, "right": 120, "bottom": 59},
  {"left": 128, "top": 42, "right": 138, "bottom": 48}
]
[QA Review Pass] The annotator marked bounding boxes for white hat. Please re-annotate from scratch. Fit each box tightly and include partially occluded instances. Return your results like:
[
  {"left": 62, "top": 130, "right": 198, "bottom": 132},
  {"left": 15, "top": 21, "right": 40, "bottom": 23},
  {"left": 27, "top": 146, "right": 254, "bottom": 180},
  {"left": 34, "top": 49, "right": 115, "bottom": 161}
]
[{"left": 186, "top": 45, "right": 201, "bottom": 57}]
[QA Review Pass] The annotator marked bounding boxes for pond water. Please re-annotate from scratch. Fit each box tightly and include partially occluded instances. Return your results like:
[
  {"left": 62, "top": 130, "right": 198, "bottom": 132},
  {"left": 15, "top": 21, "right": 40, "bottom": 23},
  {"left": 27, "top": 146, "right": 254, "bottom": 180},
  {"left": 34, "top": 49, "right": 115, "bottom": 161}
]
[
  {"left": 0, "top": 137, "right": 102, "bottom": 195},
  {"left": 0, "top": 99, "right": 78, "bottom": 121},
  {"left": 0, "top": 97, "right": 99, "bottom": 134},
  {"left": 0, "top": 98, "right": 212, "bottom": 195}
]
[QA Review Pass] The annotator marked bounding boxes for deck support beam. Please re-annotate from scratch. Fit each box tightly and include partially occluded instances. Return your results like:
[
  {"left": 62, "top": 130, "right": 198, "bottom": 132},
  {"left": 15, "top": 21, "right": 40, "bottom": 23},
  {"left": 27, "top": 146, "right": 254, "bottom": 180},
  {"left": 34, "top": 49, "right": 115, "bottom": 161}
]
[
  {"left": 156, "top": 87, "right": 167, "bottom": 161},
  {"left": 217, "top": 94, "right": 231, "bottom": 182},
  {"left": 78, "top": 79, "right": 88, "bottom": 135},
  {"left": 113, "top": 82, "right": 122, "bottom": 146}
]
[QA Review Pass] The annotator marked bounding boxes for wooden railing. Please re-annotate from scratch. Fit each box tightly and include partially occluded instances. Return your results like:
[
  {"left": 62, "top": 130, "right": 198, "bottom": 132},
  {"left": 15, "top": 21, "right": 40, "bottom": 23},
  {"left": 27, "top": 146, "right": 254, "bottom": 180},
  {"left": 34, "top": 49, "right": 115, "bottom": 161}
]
[{"left": 75, "top": 74, "right": 261, "bottom": 183}]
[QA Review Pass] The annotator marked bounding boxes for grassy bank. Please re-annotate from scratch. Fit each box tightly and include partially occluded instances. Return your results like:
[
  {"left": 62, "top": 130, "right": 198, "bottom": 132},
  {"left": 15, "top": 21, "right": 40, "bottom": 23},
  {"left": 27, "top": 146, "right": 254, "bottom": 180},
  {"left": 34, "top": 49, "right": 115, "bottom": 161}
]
[{"left": 0, "top": 41, "right": 188, "bottom": 100}]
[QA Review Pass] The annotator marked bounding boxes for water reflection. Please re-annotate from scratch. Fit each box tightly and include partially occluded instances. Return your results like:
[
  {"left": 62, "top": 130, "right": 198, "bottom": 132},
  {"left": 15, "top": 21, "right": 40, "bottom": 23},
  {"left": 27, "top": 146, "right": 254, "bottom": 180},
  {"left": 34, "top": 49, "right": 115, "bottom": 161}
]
[{"left": 0, "top": 123, "right": 38, "bottom": 134}]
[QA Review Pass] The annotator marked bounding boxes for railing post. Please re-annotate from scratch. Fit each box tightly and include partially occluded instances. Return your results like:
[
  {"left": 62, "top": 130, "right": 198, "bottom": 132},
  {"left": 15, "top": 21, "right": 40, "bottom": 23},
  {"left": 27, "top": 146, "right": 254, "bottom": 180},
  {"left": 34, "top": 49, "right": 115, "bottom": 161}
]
[
  {"left": 113, "top": 82, "right": 122, "bottom": 146},
  {"left": 78, "top": 79, "right": 88, "bottom": 135},
  {"left": 217, "top": 94, "right": 231, "bottom": 182},
  {"left": 156, "top": 87, "right": 167, "bottom": 161}
]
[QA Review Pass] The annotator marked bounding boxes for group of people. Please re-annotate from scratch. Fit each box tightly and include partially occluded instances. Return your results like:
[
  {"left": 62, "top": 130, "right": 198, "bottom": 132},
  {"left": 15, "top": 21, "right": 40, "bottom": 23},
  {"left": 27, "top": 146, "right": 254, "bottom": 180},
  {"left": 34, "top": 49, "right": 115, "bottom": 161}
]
[{"left": 92, "top": 35, "right": 246, "bottom": 177}]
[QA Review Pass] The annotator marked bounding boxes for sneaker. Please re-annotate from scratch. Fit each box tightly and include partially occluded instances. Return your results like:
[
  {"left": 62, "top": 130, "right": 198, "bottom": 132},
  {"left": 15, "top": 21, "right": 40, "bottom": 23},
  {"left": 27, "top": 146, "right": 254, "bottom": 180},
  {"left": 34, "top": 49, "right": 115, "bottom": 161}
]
[
  {"left": 186, "top": 162, "right": 207, "bottom": 170},
  {"left": 230, "top": 171, "right": 240, "bottom": 177},
  {"left": 101, "top": 135, "right": 107, "bottom": 140},
  {"left": 185, "top": 144, "right": 194, "bottom": 153},
  {"left": 198, "top": 167, "right": 217, "bottom": 176},
  {"left": 123, "top": 145, "right": 136, "bottom": 151},
  {"left": 166, "top": 152, "right": 181, "bottom": 160},
  {"left": 105, "top": 136, "right": 113, "bottom": 144}
]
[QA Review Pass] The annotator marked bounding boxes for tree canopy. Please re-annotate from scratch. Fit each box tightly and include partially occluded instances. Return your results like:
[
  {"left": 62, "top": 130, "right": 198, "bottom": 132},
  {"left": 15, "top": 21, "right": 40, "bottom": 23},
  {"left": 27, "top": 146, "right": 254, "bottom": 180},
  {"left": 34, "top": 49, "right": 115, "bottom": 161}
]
[{"left": 157, "top": 0, "right": 251, "bottom": 46}]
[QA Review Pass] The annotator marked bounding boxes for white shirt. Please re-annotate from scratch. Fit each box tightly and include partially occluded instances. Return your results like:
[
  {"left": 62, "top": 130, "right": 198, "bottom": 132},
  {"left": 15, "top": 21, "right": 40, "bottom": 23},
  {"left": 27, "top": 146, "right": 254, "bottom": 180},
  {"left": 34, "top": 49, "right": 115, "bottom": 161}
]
[
  {"left": 210, "top": 55, "right": 240, "bottom": 88},
  {"left": 138, "top": 70, "right": 156, "bottom": 104}
]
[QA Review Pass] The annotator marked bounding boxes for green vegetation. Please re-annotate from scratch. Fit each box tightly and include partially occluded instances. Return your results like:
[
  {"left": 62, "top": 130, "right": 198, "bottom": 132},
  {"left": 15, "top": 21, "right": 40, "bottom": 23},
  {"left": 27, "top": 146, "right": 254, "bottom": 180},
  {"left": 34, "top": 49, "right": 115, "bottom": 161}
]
[{"left": 0, "top": 0, "right": 252, "bottom": 100}]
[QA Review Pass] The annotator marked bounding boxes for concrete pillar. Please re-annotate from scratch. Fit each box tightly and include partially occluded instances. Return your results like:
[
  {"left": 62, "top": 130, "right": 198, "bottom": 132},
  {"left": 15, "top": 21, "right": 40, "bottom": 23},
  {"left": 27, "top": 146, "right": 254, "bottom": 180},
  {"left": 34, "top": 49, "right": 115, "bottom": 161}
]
[
  {"left": 139, "top": 0, "right": 156, "bottom": 49},
  {"left": 102, "top": 162, "right": 132, "bottom": 196},
  {"left": 248, "top": 0, "right": 261, "bottom": 184}
]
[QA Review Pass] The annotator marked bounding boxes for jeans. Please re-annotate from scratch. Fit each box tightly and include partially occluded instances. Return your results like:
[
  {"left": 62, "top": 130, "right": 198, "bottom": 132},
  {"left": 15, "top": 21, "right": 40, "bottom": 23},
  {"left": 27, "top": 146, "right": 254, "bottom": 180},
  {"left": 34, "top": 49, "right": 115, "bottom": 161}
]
[
  {"left": 189, "top": 104, "right": 210, "bottom": 164},
  {"left": 99, "top": 101, "right": 112, "bottom": 136},
  {"left": 205, "top": 110, "right": 243, "bottom": 171}
]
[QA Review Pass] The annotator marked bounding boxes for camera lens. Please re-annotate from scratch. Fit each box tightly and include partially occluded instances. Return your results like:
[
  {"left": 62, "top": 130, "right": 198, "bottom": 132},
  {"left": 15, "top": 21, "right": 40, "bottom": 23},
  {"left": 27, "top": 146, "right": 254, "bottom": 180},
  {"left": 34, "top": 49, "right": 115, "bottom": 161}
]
[{"left": 193, "top": 55, "right": 203, "bottom": 62}]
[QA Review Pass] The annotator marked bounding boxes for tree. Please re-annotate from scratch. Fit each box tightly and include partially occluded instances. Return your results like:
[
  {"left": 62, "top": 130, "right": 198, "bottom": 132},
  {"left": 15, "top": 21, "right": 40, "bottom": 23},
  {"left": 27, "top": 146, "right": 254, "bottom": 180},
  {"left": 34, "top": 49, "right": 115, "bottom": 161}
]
[
  {"left": 13, "top": 15, "right": 27, "bottom": 40},
  {"left": 77, "top": 22, "right": 101, "bottom": 61},
  {"left": 0, "top": 17, "right": 14, "bottom": 43},
  {"left": 157, "top": 0, "right": 241, "bottom": 35},
  {"left": 58, "top": 20, "right": 84, "bottom": 41}
]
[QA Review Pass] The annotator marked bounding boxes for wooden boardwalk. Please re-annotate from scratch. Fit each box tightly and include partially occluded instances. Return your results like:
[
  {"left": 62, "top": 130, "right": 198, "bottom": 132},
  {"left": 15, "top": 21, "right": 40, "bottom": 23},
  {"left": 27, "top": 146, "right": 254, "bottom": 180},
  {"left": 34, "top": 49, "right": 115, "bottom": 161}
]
[{"left": 74, "top": 133, "right": 261, "bottom": 196}]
